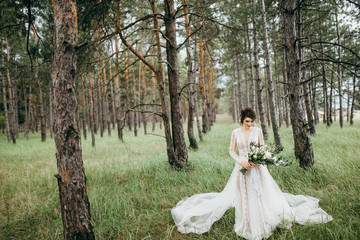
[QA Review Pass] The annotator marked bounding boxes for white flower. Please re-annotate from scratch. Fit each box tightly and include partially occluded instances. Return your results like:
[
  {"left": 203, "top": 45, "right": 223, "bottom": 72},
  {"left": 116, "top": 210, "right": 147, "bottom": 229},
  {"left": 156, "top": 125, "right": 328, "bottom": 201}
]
[
  {"left": 254, "top": 154, "right": 257, "bottom": 159},
  {"left": 265, "top": 151, "right": 272, "bottom": 159}
]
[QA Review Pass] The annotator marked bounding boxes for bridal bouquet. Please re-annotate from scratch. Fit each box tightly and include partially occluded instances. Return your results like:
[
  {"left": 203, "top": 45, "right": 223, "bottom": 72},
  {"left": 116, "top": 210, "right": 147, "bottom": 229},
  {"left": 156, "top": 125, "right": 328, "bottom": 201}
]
[{"left": 240, "top": 142, "right": 286, "bottom": 175}]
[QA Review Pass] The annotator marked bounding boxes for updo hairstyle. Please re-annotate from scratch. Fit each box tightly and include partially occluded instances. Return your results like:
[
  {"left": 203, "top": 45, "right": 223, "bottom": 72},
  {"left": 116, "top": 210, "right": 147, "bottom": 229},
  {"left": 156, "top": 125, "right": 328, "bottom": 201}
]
[{"left": 240, "top": 108, "right": 256, "bottom": 123}]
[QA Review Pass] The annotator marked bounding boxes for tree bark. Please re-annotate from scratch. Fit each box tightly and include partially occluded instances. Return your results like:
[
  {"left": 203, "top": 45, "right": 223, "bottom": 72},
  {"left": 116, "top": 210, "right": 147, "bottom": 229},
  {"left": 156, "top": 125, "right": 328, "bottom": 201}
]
[
  {"left": 164, "top": 0, "right": 189, "bottom": 167},
  {"left": 335, "top": 8, "right": 343, "bottom": 128},
  {"left": 281, "top": 0, "right": 314, "bottom": 168},
  {"left": 182, "top": 0, "right": 198, "bottom": 149},
  {"left": 252, "top": 8, "right": 268, "bottom": 140},
  {"left": 89, "top": 73, "right": 96, "bottom": 147},
  {"left": 1, "top": 41, "right": 11, "bottom": 142},
  {"left": 193, "top": 34, "right": 203, "bottom": 142},
  {"left": 49, "top": 86, "right": 54, "bottom": 139},
  {"left": 260, "top": 0, "right": 282, "bottom": 146},
  {"left": 35, "top": 54, "right": 47, "bottom": 142},
  {"left": 81, "top": 75, "right": 87, "bottom": 140},
  {"left": 198, "top": 35, "right": 208, "bottom": 133},
  {"left": 5, "top": 37, "right": 16, "bottom": 144},
  {"left": 245, "top": 20, "right": 256, "bottom": 110},
  {"left": 51, "top": 0, "right": 95, "bottom": 238},
  {"left": 236, "top": 55, "right": 243, "bottom": 114}
]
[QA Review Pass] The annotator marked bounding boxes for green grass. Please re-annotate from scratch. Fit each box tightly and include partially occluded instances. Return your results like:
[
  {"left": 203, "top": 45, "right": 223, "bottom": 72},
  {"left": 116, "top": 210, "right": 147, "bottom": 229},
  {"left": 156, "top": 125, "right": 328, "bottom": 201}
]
[{"left": 0, "top": 115, "right": 359, "bottom": 240}]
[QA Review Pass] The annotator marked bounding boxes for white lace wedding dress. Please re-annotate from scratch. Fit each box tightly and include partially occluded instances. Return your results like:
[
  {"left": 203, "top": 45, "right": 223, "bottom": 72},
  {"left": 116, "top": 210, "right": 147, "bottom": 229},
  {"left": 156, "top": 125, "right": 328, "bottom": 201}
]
[{"left": 171, "top": 127, "right": 333, "bottom": 240}]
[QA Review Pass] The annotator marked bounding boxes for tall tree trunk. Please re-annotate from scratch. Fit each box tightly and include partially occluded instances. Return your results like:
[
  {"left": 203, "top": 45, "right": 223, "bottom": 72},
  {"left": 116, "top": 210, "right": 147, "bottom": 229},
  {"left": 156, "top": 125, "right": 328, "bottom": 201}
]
[
  {"left": 164, "top": 0, "right": 189, "bottom": 167},
  {"left": 335, "top": 8, "right": 343, "bottom": 128},
  {"left": 319, "top": 25, "right": 330, "bottom": 126},
  {"left": 108, "top": 50, "right": 116, "bottom": 129},
  {"left": 260, "top": 0, "right": 281, "bottom": 146},
  {"left": 350, "top": 66, "right": 356, "bottom": 125},
  {"left": 236, "top": 55, "right": 243, "bottom": 113},
  {"left": 245, "top": 20, "right": 256, "bottom": 110},
  {"left": 198, "top": 35, "right": 208, "bottom": 133},
  {"left": 151, "top": 47, "right": 157, "bottom": 132},
  {"left": 281, "top": 0, "right": 314, "bottom": 168},
  {"left": 35, "top": 55, "right": 47, "bottom": 142},
  {"left": 89, "top": 73, "right": 96, "bottom": 147},
  {"left": 329, "top": 65, "right": 334, "bottom": 123},
  {"left": 131, "top": 54, "right": 138, "bottom": 137},
  {"left": 114, "top": 6, "right": 123, "bottom": 140},
  {"left": 182, "top": 0, "right": 198, "bottom": 149},
  {"left": 124, "top": 50, "right": 132, "bottom": 131},
  {"left": 51, "top": 1, "right": 95, "bottom": 238},
  {"left": 81, "top": 75, "right": 87, "bottom": 140},
  {"left": 49, "top": 86, "right": 54, "bottom": 139},
  {"left": 298, "top": 15, "right": 315, "bottom": 135},
  {"left": 24, "top": 84, "right": 29, "bottom": 139},
  {"left": 5, "top": 37, "right": 15, "bottom": 144},
  {"left": 243, "top": 31, "right": 250, "bottom": 108},
  {"left": 1, "top": 41, "right": 11, "bottom": 142},
  {"left": 252, "top": 9, "right": 268, "bottom": 140},
  {"left": 193, "top": 35, "right": 203, "bottom": 142},
  {"left": 232, "top": 70, "right": 238, "bottom": 123}
]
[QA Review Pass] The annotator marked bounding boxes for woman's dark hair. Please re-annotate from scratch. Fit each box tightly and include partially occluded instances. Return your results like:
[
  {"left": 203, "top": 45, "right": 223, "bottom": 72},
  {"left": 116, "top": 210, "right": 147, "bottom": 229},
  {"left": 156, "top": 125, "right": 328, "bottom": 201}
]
[{"left": 240, "top": 108, "right": 256, "bottom": 123}]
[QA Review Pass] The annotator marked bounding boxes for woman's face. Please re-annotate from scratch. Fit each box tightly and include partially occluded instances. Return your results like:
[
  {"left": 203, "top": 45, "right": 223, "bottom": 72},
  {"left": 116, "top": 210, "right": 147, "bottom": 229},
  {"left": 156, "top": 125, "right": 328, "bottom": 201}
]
[{"left": 243, "top": 117, "right": 254, "bottom": 128}]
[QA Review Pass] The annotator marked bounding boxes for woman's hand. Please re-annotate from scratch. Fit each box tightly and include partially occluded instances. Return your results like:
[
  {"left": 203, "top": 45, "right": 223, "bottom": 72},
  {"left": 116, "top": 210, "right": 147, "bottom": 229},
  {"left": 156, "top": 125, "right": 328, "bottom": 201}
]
[{"left": 240, "top": 161, "right": 257, "bottom": 170}]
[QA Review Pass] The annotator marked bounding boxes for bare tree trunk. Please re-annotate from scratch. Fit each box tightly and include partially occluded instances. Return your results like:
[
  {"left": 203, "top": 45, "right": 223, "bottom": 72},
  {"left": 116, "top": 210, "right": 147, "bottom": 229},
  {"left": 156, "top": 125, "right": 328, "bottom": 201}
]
[
  {"left": 5, "top": 37, "right": 16, "bottom": 144},
  {"left": 114, "top": 9, "right": 123, "bottom": 140},
  {"left": 299, "top": 16, "right": 315, "bottom": 135},
  {"left": 281, "top": 0, "right": 314, "bottom": 168},
  {"left": 260, "top": 0, "right": 281, "bottom": 146},
  {"left": 252, "top": 9, "right": 268, "bottom": 140},
  {"left": 246, "top": 21, "right": 256, "bottom": 110},
  {"left": 35, "top": 55, "right": 47, "bottom": 142},
  {"left": 335, "top": 8, "right": 343, "bottom": 128},
  {"left": 164, "top": 0, "right": 188, "bottom": 167},
  {"left": 193, "top": 35, "right": 203, "bottom": 142},
  {"left": 243, "top": 31, "right": 250, "bottom": 108},
  {"left": 329, "top": 65, "right": 334, "bottom": 123},
  {"left": 81, "top": 75, "right": 87, "bottom": 140},
  {"left": 108, "top": 51, "right": 116, "bottom": 129},
  {"left": 236, "top": 55, "right": 243, "bottom": 113},
  {"left": 182, "top": 0, "right": 198, "bottom": 149},
  {"left": 198, "top": 35, "right": 208, "bottom": 133},
  {"left": 350, "top": 66, "right": 356, "bottom": 125},
  {"left": 1, "top": 41, "right": 11, "bottom": 142},
  {"left": 232, "top": 70, "right": 238, "bottom": 123},
  {"left": 52, "top": 1, "right": 95, "bottom": 238},
  {"left": 49, "top": 86, "right": 54, "bottom": 139},
  {"left": 24, "top": 84, "right": 29, "bottom": 139},
  {"left": 124, "top": 50, "right": 132, "bottom": 131},
  {"left": 89, "top": 73, "right": 96, "bottom": 147},
  {"left": 151, "top": 48, "right": 156, "bottom": 132}
]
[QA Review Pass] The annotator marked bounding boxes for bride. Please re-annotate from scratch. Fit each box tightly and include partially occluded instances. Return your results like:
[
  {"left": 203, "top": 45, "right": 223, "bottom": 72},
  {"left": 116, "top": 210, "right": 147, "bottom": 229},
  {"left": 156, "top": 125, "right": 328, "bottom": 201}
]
[{"left": 171, "top": 108, "right": 333, "bottom": 240}]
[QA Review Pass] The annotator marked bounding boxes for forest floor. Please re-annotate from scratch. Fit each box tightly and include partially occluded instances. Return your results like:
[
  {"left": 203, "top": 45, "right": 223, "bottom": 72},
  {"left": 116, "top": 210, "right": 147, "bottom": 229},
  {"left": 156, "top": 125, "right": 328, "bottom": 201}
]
[{"left": 0, "top": 114, "right": 359, "bottom": 240}]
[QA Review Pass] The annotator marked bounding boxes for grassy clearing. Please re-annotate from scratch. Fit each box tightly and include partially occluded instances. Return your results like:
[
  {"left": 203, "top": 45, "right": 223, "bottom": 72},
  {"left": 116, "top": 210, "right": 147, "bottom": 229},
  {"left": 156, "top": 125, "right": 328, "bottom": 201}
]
[{"left": 0, "top": 115, "right": 359, "bottom": 240}]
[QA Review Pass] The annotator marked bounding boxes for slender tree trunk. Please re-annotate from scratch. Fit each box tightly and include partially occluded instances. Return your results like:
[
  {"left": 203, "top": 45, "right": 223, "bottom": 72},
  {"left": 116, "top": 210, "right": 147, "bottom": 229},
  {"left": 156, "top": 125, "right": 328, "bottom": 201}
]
[
  {"left": 198, "top": 35, "right": 208, "bottom": 133},
  {"left": 108, "top": 51, "right": 116, "bottom": 129},
  {"left": 89, "top": 73, "right": 96, "bottom": 147},
  {"left": 193, "top": 35, "right": 203, "bottom": 142},
  {"left": 24, "top": 84, "right": 29, "bottom": 139},
  {"left": 5, "top": 37, "right": 15, "bottom": 144},
  {"left": 335, "top": 9, "right": 343, "bottom": 128},
  {"left": 281, "top": 0, "right": 314, "bottom": 168},
  {"left": 246, "top": 20, "right": 256, "bottom": 110},
  {"left": 182, "top": 0, "right": 198, "bottom": 149},
  {"left": 49, "top": 86, "right": 54, "bottom": 139},
  {"left": 164, "top": 0, "right": 188, "bottom": 167},
  {"left": 252, "top": 9, "right": 268, "bottom": 140},
  {"left": 350, "top": 67, "right": 356, "bottom": 125},
  {"left": 35, "top": 55, "right": 47, "bottom": 142},
  {"left": 299, "top": 15, "right": 315, "bottom": 135},
  {"left": 329, "top": 65, "right": 334, "bottom": 123},
  {"left": 81, "top": 75, "right": 87, "bottom": 140},
  {"left": 1, "top": 41, "right": 11, "bottom": 142},
  {"left": 124, "top": 50, "right": 132, "bottom": 131},
  {"left": 232, "top": 70, "right": 237, "bottom": 123},
  {"left": 114, "top": 8, "right": 123, "bottom": 140},
  {"left": 236, "top": 55, "right": 243, "bottom": 113},
  {"left": 243, "top": 31, "right": 250, "bottom": 108},
  {"left": 260, "top": 0, "right": 281, "bottom": 146},
  {"left": 52, "top": 1, "right": 95, "bottom": 238},
  {"left": 151, "top": 48, "right": 157, "bottom": 132}
]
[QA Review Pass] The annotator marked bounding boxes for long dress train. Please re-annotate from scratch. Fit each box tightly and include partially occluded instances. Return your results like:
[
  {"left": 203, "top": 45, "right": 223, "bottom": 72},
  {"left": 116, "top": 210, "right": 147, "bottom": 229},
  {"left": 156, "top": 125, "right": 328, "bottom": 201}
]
[{"left": 171, "top": 127, "right": 333, "bottom": 240}]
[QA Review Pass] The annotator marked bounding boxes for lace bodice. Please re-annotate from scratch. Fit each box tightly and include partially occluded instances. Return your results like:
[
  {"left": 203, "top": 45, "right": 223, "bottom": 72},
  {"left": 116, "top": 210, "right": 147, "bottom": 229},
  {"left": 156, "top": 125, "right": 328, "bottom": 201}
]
[{"left": 229, "top": 127, "right": 264, "bottom": 164}]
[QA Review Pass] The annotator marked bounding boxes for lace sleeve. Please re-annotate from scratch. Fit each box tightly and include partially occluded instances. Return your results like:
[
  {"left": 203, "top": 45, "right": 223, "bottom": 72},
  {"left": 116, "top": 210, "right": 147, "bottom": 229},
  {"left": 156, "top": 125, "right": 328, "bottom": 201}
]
[
  {"left": 229, "top": 130, "right": 242, "bottom": 163},
  {"left": 258, "top": 128, "right": 265, "bottom": 146}
]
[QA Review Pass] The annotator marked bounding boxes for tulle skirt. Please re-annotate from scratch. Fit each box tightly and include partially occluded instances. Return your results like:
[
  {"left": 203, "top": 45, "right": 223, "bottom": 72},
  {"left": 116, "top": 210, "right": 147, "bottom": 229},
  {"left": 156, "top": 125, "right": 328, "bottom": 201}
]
[{"left": 171, "top": 163, "right": 333, "bottom": 240}]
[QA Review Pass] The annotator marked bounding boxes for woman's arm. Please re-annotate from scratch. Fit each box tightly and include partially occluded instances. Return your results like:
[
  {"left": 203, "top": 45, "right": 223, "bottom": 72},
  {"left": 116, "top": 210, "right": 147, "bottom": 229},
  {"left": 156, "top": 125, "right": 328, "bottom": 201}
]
[
  {"left": 258, "top": 128, "right": 265, "bottom": 146},
  {"left": 229, "top": 130, "right": 252, "bottom": 170}
]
